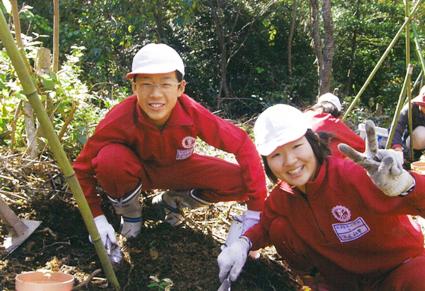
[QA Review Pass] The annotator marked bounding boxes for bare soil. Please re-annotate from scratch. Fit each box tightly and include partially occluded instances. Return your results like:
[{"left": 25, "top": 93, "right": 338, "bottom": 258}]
[{"left": 0, "top": 149, "right": 301, "bottom": 290}]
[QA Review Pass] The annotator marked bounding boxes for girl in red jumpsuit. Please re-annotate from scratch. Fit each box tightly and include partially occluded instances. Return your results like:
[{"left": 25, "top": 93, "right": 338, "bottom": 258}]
[{"left": 218, "top": 104, "right": 425, "bottom": 291}]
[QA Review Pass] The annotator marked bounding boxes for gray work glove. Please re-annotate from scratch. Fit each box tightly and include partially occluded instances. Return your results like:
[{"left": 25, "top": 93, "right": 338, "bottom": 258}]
[
  {"left": 217, "top": 236, "right": 251, "bottom": 283},
  {"left": 338, "top": 120, "right": 415, "bottom": 197},
  {"left": 152, "top": 189, "right": 212, "bottom": 226}
]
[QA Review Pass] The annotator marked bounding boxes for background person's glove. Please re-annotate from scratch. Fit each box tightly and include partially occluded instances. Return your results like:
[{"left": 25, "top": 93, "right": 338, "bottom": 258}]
[
  {"left": 338, "top": 120, "right": 415, "bottom": 197},
  {"left": 217, "top": 236, "right": 251, "bottom": 283}
]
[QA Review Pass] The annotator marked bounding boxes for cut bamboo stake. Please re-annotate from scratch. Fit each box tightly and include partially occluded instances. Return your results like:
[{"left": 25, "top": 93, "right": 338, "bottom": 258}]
[
  {"left": 0, "top": 9, "right": 120, "bottom": 291},
  {"left": 386, "top": 64, "right": 414, "bottom": 149},
  {"left": 342, "top": 0, "right": 422, "bottom": 120}
]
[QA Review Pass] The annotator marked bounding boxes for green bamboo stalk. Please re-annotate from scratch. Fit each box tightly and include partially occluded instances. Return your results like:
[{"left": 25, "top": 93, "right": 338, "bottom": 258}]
[
  {"left": 405, "top": 0, "right": 413, "bottom": 160},
  {"left": 0, "top": 9, "right": 121, "bottom": 291},
  {"left": 343, "top": 0, "right": 422, "bottom": 120},
  {"left": 52, "top": 0, "right": 59, "bottom": 73},
  {"left": 386, "top": 64, "right": 414, "bottom": 149},
  {"left": 412, "top": 24, "right": 425, "bottom": 77},
  {"left": 412, "top": 71, "right": 423, "bottom": 93}
]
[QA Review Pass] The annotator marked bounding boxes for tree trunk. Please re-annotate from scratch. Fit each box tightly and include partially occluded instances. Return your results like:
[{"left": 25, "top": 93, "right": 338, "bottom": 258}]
[
  {"left": 345, "top": 0, "right": 361, "bottom": 96},
  {"left": 320, "top": 0, "right": 334, "bottom": 94},
  {"left": 210, "top": 0, "right": 231, "bottom": 108},
  {"left": 153, "top": 0, "right": 167, "bottom": 43},
  {"left": 309, "top": 0, "right": 323, "bottom": 96},
  {"left": 309, "top": 0, "right": 334, "bottom": 95},
  {"left": 287, "top": 0, "right": 297, "bottom": 77}
]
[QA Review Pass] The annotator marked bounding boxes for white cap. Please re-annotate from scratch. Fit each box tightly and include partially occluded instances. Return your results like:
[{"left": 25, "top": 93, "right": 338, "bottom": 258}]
[
  {"left": 126, "top": 43, "right": 185, "bottom": 79},
  {"left": 413, "top": 86, "right": 425, "bottom": 106},
  {"left": 318, "top": 93, "right": 342, "bottom": 112},
  {"left": 254, "top": 104, "right": 311, "bottom": 156}
]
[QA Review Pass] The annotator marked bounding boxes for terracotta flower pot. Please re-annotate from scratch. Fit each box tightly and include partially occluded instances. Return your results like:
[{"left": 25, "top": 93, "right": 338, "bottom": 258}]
[{"left": 15, "top": 271, "right": 74, "bottom": 291}]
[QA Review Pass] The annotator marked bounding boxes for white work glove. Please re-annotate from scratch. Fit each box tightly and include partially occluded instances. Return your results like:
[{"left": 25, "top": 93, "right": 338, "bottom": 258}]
[
  {"left": 339, "top": 120, "right": 415, "bottom": 197},
  {"left": 223, "top": 210, "right": 260, "bottom": 248},
  {"left": 241, "top": 210, "right": 260, "bottom": 233},
  {"left": 217, "top": 236, "right": 251, "bottom": 283},
  {"left": 91, "top": 215, "right": 122, "bottom": 264}
]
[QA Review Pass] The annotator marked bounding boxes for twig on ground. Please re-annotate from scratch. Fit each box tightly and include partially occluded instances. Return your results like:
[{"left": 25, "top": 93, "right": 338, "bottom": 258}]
[
  {"left": 0, "top": 190, "right": 29, "bottom": 201},
  {"left": 37, "top": 227, "right": 58, "bottom": 240},
  {"left": 72, "top": 268, "right": 102, "bottom": 290},
  {"left": 41, "top": 240, "right": 71, "bottom": 251}
]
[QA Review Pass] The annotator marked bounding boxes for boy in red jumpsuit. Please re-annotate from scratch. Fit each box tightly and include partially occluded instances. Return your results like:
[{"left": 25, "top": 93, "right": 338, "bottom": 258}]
[
  {"left": 73, "top": 43, "right": 267, "bottom": 262},
  {"left": 218, "top": 104, "right": 425, "bottom": 290},
  {"left": 304, "top": 92, "right": 365, "bottom": 159}
]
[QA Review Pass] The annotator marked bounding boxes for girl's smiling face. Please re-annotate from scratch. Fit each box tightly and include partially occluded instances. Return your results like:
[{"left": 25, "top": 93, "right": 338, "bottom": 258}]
[{"left": 266, "top": 136, "right": 318, "bottom": 192}]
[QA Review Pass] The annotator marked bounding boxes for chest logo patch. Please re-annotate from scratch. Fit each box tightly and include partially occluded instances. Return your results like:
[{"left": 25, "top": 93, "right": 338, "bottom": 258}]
[
  {"left": 182, "top": 136, "right": 196, "bottom": 149},
  {"left": 331, "top": 205, "right": 351, "bottom": 222},
  {"left": 332, "top": 217, "right": 370, "bottom": 243}
]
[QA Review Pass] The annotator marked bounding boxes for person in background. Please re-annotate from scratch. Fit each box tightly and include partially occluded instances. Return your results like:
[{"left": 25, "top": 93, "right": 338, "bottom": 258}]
[
  {"left": 218, "top": 104, "right": 425, "bottom": 290},
  {"left": 304, "top": 92, "right": 365, "bottom": 159},
  {"left": 392, "top": 86, "right": 425, "bottom": 162},
  {"left": 73, "top": 43, "right": 267, "bottom": 263}
]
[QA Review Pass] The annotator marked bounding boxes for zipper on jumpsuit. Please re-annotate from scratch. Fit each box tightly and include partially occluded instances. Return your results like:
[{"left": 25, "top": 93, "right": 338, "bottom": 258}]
[{"left": 299, "top": 191, "right": 328, "bottom": 241}]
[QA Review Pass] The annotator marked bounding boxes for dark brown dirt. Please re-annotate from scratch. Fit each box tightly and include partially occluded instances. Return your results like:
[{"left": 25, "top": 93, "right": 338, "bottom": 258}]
[{"left": 0, "top": 150, "right": 301, "bottom": 290}]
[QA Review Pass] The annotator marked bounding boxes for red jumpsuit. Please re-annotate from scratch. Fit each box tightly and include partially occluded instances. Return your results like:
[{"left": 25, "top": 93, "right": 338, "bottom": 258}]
[
  {"left": 73, "top": 94, "right": 267, "bottom": 217},
  {"left": 245, "top": 156, "right": 425, "bottom": 290},
  {"left": 305, "top": 111, "right": 365, "bottom": 159}
]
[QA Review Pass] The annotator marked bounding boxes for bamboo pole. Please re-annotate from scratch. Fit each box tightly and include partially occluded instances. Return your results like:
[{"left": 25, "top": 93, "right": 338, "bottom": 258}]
[
  {"left": 10, "top": 0, "right": 23, "bottom": 47},
  {"left": 52, "top": 0, "right": 59, "bottom": 73},
  {"left": 412, "top": 71, "right": 423, "bottom": 94},
  {"left": 412, "top": 24, "right": 425, "bottom": 77},
  {"left": 405, "top": 0, "right": 413, "bottom": 160},
  {"left": 0, "top": 10, "right": 121, "bottom": 291},
  {"left": 342, "top": 0, "right": 422, "bottom": 120},
  {"left": 386, "top": 64, "right": 414, "bottom": 149}
]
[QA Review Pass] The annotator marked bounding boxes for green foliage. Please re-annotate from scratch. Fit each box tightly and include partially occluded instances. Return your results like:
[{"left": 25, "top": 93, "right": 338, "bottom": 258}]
[
  {"left": 0, "top": 31, "right": 121, "bottom": 157},
  {"left": 148, "top": 276, "right": 174, "bottom": 291},
  {"left": 2, "top": 0, "right": 425, "bottom": 133}
]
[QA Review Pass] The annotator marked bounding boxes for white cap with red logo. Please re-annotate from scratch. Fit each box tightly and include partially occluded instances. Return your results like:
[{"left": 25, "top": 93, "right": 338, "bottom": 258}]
[
  {"left": 126, "top": 43, "right": 185, "bottom": 79},
  {"left": 254, "top": 104, "right": 311, "bottom": 156}
]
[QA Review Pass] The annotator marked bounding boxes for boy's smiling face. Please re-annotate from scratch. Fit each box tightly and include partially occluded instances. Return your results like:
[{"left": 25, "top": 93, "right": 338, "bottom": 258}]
[{"left": 133, "top": 72, "right": 186, "bottom": 128}]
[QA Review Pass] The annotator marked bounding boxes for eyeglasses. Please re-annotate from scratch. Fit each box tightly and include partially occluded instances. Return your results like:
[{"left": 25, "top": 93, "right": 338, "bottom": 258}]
[{"left": 139, "top": 82, "right": 181, "bottom": 92}]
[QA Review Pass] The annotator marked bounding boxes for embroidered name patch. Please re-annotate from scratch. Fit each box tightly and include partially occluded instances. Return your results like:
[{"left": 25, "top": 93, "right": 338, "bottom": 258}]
[
  {"left": 176, "top": 148, "right": 194, "bottom": 160},
  {"left": 332, "top": 217, "right": 370, "bottom": 243}
]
